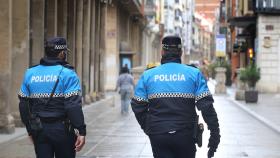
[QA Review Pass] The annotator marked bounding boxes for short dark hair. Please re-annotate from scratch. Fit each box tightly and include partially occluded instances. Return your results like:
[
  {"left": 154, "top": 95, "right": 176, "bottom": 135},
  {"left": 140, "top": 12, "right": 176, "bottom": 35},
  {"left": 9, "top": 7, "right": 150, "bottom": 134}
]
[
  {"left": 120, "top": 67, "right": 129, "bottom": 74},
  {"left": 45, "top": 46, "right": 60, "bottom": 57},
  {"left": 162, "top": 49, "right": 182, "bottom": 57}
]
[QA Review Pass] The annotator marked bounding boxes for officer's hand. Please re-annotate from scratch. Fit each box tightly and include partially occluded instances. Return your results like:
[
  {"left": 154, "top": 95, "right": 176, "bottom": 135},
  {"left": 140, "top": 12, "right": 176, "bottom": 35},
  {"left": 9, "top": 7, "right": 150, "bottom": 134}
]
[
  {"left": 207, "top": 132, "right": 220, "bottom": 158},
  {"left": 75, "top": 135, "right": 85, "bottom": 152},
  {"left": 29, "top": 136, "right": 34, "bottom": 144}
]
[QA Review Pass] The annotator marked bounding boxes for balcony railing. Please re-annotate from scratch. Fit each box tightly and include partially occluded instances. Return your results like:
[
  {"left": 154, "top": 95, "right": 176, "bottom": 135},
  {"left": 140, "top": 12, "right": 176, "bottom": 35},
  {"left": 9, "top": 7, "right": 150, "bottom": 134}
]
[{"left": 255, "top": 0, "right": 280, "bottom": 14}]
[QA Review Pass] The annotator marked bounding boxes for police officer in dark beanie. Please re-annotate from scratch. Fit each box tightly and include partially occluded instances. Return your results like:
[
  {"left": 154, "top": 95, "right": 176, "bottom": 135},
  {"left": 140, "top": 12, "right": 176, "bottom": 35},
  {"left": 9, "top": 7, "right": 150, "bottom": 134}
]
[
  {"left": 18, "top": 37, "right": 86, "bottom": 158},
  {"left": 131, "top": 35, "right": 220, "bottom": 158}
]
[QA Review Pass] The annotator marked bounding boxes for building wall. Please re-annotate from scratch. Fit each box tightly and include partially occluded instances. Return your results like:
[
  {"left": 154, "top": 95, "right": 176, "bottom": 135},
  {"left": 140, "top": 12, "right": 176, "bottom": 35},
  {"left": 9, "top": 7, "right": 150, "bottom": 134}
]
[
  {"left": 0, "top": 0, "right": 147, "bottom": 133},
  {"left": 105, "top": 3, "right": 118, "bottom": 90},
  {"left": 0, "top": 0, "right": 15, "bottom": 133},
  {"left": 10, "top": 0, "right": 30, "bottom": 126},
  {"left": 0, "top": 0, "right": 105, "bottom": 132},
  {"left": 257, "top": 15, "right": 280, "bottom": 93}
]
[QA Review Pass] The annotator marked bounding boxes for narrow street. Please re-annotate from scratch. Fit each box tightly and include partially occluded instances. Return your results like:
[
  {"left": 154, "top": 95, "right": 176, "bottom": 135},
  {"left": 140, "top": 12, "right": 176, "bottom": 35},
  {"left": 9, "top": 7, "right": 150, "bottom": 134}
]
[{"left": 0, "top": 93, "right": 279, "bottom": 158}]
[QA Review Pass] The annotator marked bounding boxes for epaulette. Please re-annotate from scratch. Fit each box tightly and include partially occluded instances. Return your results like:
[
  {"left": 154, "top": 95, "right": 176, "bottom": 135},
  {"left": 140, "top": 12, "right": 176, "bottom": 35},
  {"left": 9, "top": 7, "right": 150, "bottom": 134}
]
[
  {"left": 63, "top": 64, "right": 74, "bottom": 70},
  {"left": 29, "top": 64, "right": 39, "bottom": 68},
  {"left": 187, "top": 64, "right": 198, "bottom": 69},
  {"left": 146, "top": 62, "right": 160, "bottom": 70}
]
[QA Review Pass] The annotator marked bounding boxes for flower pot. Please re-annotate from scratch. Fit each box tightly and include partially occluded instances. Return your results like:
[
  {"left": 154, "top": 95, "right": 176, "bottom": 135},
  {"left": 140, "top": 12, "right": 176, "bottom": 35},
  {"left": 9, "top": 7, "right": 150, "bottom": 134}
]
[{"left": 245, "top": 90, "right": 258, "bottom": 103}]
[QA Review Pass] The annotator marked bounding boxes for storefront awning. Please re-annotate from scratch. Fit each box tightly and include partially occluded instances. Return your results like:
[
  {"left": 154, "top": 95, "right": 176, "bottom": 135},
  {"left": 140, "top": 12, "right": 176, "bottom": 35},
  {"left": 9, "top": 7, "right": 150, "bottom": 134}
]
[{"left": 228, "top": 16, "right": 256, "bottom": 28}]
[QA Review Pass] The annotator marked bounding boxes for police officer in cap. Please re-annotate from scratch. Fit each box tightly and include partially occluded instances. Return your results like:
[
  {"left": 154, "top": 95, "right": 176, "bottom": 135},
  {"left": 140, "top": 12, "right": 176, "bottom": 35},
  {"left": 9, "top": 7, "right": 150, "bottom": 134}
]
[
  {"left": 131, "top": 35, "right": 220, "bottom": 158},
  {"left": 18, "top": 37, "right": 86, "bottom": 158}
]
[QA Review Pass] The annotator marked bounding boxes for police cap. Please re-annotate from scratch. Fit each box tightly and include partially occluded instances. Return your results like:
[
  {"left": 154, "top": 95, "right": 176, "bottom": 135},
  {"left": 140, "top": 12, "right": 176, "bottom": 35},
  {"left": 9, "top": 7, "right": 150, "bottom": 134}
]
[
  {"left": 162, "top": 35, "right": 182, "bottom": 51},
  {"left": 45, "top": 37, "right": 70, "bottom": 54}
]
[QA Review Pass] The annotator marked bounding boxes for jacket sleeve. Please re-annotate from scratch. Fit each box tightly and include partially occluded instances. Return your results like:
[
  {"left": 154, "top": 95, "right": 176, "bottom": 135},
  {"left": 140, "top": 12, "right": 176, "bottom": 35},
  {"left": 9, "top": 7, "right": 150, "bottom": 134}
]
[
  {"left": 131, "top": 74, "right": 149, "bottom": 131},
  {"left": 195, "top": 71, "right": 220, "bottom": 148},
  {"left": 199, "top": 98, "right": 220, "bottom": 149},
  {"left": 63, "top": 70, "right": 86, "bottom": 136},
  {"left": 197, "top": 96, "right": 219, "bottom": 134},
  {"left": 18, "top": 72, "right": 32, "bottom": 135}
]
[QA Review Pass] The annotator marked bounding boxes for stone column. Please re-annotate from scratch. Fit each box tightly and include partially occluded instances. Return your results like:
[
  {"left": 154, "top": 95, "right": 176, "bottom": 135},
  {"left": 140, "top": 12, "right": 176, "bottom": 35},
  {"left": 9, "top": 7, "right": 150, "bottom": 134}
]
[
  {"left": 0, "top": 0, "right": 15, "bottom": 133},
  {"left": 57, "top": 0, "right": 68, "bottom": 37},
  {"left": 10, "top": 0, "right": 30, "bottom": 127},
  {"left": 214, "top": 67, "right": 227, "bottom": 94},
  {"left": 75, "top": 0, "right": 83, "bottom": 80},
  {"left": 46, "top": 0, "right": 57, "bottom": 38},
  {"left": 89, "top": 0, "right": 96, "bottom": 99},
  {"left": 99, "top": 2, "right": 107, "bottom": 98},
  {"left": 105, "top": 2, "right": 118, "bottom": 91},
  {"left": 67, "top": 0, "right": 76, "bottom": 66},
  {"left": 82, "top": 0, "right": 91, "bottom": 103},
  {"left": 94, "top": 1, "right": 101, "bottom": 100},
  {"left": 30, "top": 0, "right": 45, "bottom": 65}
]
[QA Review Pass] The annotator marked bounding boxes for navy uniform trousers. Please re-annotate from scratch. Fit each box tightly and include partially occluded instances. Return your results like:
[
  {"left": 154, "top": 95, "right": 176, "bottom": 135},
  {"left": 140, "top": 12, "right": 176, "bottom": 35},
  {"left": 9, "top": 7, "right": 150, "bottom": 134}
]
[
  {"left": 32, "top": 121, "right": 77, "bottom": 158},
  {"left": 149, "top": 129, "right": 196, "bottom": 158}
]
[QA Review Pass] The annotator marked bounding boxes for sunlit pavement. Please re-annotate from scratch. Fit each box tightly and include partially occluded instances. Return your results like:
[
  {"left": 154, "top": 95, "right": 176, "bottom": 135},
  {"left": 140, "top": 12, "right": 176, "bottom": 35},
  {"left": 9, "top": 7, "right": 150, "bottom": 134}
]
[{"left": 0, "top": 92, "right": 280, "bottom": 158}]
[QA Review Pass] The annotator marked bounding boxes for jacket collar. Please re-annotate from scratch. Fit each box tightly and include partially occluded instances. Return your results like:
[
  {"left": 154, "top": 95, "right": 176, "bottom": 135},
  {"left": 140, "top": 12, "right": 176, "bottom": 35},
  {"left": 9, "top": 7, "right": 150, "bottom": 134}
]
[
  {"left": 40, "top": 57, "right": 74, "bottom": 69},
  {"left": 161, "top": 54, "right": 181, "bottom": 64}
]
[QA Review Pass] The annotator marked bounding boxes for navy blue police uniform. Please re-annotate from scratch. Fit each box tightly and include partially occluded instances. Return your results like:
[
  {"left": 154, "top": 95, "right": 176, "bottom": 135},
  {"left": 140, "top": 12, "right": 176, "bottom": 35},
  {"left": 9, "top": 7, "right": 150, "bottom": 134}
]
[
  {"left": 131, "top": 36, "right": 220, "bottom": 158},
  {"left": 18, "top": 37, "right": 86, "bottom": 158}
]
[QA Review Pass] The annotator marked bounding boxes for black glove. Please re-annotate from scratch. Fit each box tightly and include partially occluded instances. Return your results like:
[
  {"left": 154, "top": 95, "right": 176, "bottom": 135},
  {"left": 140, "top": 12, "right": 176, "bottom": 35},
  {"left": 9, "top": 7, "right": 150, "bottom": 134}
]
[
  {"left": 207, "top": 131, "right": 220, "bottom": 158},
  {"left": 207, "top": 147, "right": 216, "bottom": 158}
]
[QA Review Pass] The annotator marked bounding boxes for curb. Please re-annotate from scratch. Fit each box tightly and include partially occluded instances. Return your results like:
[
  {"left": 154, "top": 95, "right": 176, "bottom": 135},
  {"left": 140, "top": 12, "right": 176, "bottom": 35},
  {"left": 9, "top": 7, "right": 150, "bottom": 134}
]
[
  {"left": 228, "top": 97, "right": 280, "bottom": 135},
  {"left": 0, "top": 128, "right": 27, "bottom": 145}
]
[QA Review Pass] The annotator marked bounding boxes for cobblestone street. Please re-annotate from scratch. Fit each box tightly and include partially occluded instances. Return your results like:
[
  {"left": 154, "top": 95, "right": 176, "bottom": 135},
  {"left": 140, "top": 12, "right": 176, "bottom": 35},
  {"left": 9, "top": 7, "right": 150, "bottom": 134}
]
[{"left": 0, "top": 92, "right": 279, "bottom": 158}]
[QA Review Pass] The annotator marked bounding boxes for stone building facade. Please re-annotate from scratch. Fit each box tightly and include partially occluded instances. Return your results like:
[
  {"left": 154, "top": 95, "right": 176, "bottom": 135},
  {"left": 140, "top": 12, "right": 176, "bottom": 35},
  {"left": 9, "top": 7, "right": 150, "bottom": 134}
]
[
  {"left": 256, "top": 15, "right": 280, "bottom": 93},
  {"left": 0, "top": 0, "right": 146, "bottom": 133}
]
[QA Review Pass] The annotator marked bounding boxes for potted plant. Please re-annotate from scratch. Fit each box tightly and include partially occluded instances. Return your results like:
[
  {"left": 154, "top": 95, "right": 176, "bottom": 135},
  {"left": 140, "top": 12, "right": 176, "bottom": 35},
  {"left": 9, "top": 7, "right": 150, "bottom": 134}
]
[{"left": 239, "top": 63, "right": 260, "bottom": 103}]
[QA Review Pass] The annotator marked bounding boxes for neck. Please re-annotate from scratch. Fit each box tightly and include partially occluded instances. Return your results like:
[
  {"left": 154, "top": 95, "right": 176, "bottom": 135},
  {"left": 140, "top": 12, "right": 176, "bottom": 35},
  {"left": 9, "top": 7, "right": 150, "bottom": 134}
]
[{"left": 161, "top": 54, "right": 181, "bottom": 64}]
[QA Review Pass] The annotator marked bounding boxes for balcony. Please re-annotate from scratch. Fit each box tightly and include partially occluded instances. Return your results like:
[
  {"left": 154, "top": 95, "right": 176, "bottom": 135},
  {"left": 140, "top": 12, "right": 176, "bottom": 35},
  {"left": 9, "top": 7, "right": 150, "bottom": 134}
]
[
  {"left": 144, "top": 0, "right": 156, "bottom": 16},
  {"left": 255, "top": 0, "right": 280, "bottom": 14}
]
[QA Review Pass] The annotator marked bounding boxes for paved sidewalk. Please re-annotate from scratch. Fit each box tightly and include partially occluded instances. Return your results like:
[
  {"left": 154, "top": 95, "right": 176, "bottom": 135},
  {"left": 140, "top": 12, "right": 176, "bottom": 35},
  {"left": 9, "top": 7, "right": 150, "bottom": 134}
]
[
  {"left": 0, "top": 94, "right": 116, "bottom": 149},
  {"left": 80, "top": 94, "right": 280, "bottom": 158},
  {"left": 0, "top": 87, "right": 280, "bottom": 158},
  {"left": 227, "top": 86, "right": 280, "bottom": 134}
]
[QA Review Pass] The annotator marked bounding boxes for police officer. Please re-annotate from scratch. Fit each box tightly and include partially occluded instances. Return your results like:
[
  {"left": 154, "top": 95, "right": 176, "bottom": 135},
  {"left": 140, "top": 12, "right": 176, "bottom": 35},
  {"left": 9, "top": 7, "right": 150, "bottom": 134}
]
[
  {"left": 131, "top": 35, "right": 220, "bottom": 158},
  {"left": 18, "top": 37, "right": 86, "bottom": 158}
]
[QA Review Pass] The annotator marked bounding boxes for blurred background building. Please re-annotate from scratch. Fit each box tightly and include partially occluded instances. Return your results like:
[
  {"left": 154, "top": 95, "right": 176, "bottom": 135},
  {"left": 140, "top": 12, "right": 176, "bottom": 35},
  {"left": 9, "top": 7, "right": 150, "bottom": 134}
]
[
  {"left": 0, "top": 0, "right": 232, "bottom": 133},
  {"left": 0, "top": 0, "right": 164, "bottom": 133},
  {"left": 221, "top": 0, "right": 280, "bottom": 93}
]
